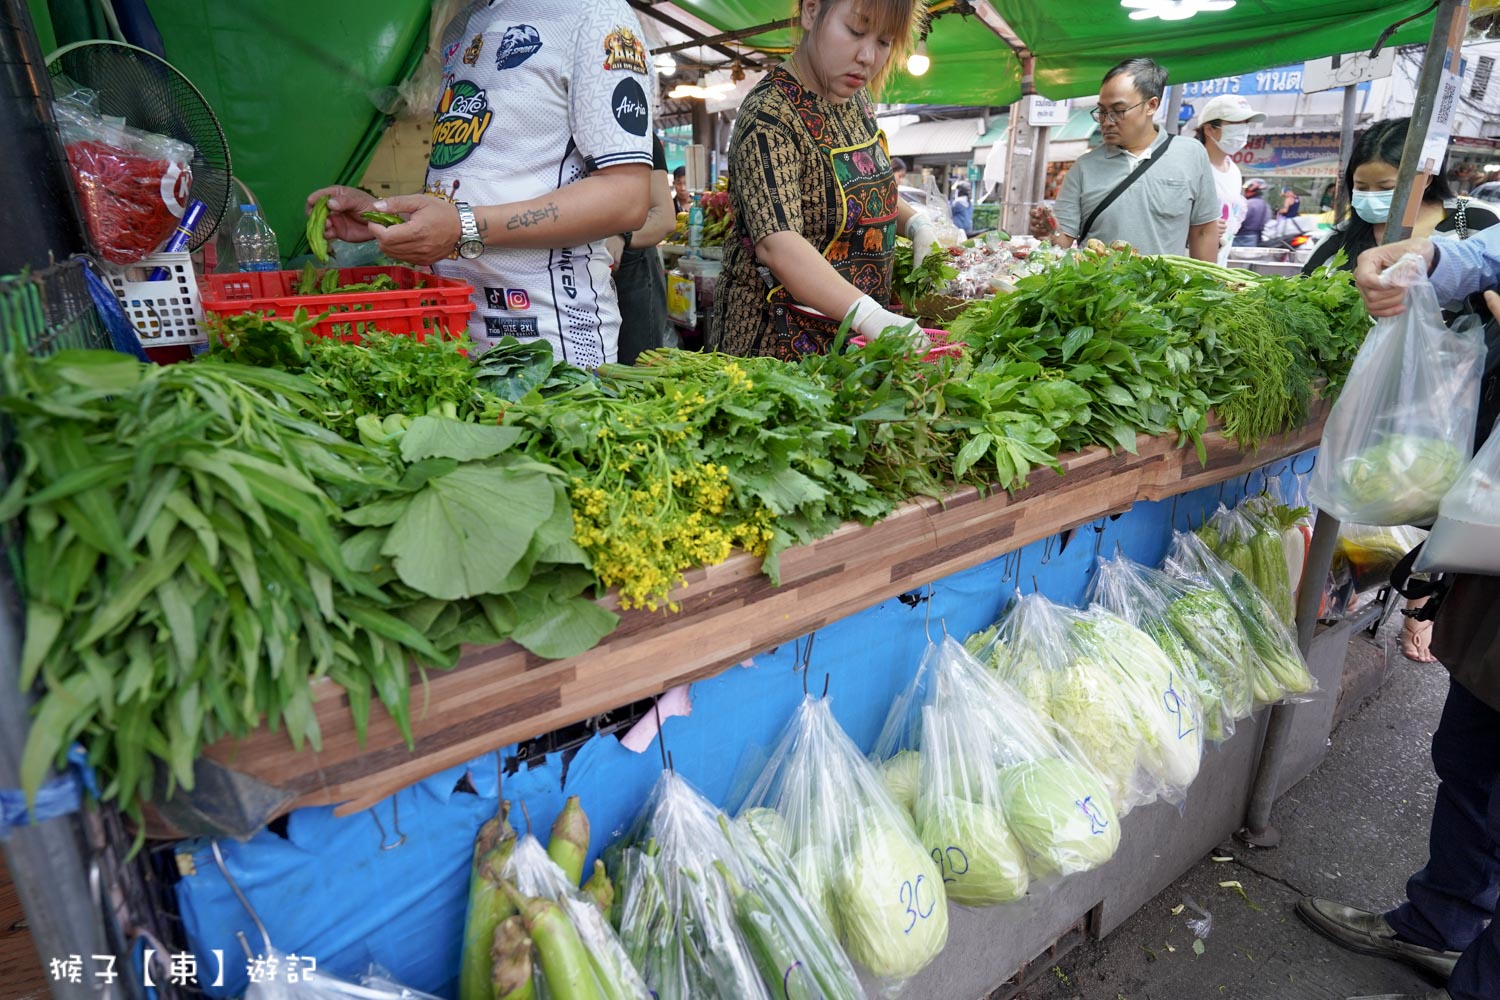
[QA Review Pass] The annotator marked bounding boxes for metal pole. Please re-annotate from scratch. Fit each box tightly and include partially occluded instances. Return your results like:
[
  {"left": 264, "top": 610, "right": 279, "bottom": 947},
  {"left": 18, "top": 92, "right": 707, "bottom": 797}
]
[
  {"left": 1239, "top": 507, "right": 1342, "bottom": 847},
  {"left": 1239, "top": 0, "right": 1471, "bottom": 847},
  {"left": 1164, "top": 84, "right": 1184, "bottom": 136},
  {"left": 1388, "top": 0, "right": 1470, "bottom": 243},
  {"left": 1336, "top": 83, "right": 1360, "bottom": 219}
]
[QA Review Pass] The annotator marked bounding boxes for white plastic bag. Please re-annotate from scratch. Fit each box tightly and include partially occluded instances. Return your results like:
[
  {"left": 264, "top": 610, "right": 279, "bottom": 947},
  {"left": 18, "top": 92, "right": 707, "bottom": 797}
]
[
  {"left": 1307, "top": 254, "right": 1485, "bottom": 525},
  {"left": 1416, "top": 418, "right": 1500, "bottom": 574}
]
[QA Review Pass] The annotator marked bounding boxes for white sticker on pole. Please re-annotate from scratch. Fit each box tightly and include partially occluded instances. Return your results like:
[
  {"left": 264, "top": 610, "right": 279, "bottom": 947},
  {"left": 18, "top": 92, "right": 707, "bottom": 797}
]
[{"left": 1420, "top": 70, "right": 1461, "bottom": 173}]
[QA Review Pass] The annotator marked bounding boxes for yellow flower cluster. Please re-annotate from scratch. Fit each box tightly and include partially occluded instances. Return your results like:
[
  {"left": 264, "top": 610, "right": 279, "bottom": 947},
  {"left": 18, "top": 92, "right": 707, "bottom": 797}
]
[{"left": 568, "top": 440, "right": 772, "bottom": 613}]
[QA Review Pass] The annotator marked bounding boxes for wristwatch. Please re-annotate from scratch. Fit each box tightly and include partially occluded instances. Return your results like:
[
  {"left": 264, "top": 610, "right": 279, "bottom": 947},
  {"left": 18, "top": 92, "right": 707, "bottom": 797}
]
[{"left": 454, "top": 202, "right": 484, "bottom": 259}]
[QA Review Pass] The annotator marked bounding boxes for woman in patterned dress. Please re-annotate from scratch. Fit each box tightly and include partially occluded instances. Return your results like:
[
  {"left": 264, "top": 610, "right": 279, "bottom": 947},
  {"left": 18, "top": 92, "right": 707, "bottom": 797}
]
[{"left": 712, "top": 0, "right": 937, "bottom": 360}]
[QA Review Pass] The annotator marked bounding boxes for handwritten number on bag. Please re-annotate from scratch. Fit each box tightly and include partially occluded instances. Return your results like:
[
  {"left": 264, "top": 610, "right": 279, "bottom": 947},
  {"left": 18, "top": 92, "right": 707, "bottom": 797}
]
[
  {"left": 932, "top": 845, "right": 970, "bottom": 884},
  {"left": 900, "top": 873, "right": 938, "bottom": 933},
  {"left": 1076, "top": 795, "right": 1111, "bottom": 836},
  {"left": 1163, "top": 678, "right": 1195, "bottom": 741},
  {"left": 782, "top": 961, "right": 809, "bottom": 998}
]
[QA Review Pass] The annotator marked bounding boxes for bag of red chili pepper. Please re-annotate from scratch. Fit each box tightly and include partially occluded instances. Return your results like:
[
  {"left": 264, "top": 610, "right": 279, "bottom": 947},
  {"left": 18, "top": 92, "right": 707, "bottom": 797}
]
[{"left": 54, "top": 91, "right": 194, "bottom": 265}]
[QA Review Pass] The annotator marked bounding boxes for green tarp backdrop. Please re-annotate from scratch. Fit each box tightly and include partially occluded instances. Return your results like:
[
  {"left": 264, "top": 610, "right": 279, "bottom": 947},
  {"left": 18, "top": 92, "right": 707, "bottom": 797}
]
[{"left": 30, "top": 0, "right": 1440, "bottom": 257}]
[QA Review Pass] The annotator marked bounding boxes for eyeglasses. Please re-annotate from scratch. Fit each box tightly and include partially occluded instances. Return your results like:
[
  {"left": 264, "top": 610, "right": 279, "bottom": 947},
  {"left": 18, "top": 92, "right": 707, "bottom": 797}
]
[{"left": 1090, "top": 100, "right": 1149, "bottom": 123}]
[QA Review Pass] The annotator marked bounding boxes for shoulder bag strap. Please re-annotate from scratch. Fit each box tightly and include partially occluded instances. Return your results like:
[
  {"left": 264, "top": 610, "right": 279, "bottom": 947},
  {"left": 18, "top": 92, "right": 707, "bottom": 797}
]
[{"left": 1077, "top": 134, "right": 1173, "bottom": 245}]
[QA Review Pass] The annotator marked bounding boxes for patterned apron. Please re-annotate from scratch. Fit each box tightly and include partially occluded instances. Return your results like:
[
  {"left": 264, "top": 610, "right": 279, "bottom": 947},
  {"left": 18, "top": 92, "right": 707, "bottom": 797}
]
[{"left": 757, "top": 78, "right": 897, "bottom": 360}]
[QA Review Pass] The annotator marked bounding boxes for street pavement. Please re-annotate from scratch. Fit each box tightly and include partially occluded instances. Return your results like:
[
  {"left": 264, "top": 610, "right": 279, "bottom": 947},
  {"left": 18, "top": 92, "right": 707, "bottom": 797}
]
[{"left": 1016, "top": 626, "right": 1451, "bottom": 1000}]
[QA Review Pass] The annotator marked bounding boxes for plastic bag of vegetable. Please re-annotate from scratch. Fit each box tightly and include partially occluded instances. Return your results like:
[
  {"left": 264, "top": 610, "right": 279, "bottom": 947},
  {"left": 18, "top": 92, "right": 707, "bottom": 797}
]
[
  {"left": 613, "top": 772, "right": 772, "bottom": 1000},
  {"left": 873, "top": 638, "right": 1119, "bottom": 890},
  {"left": 1198, "top": 502, "right": 1297, "bottom": 625},
  {"left": 737, "top": 694, "right": 949, "bottom": 988},
  {"left": 1069, "top": 608, "right": 1204, "bottom": 804},
  {"left": 970, "top": 593, "right": 1167, "bottom": 813},
  {"left": 1324, "top": 522, "right": 1429, "bottom": 617},
  {"left": 245, "top": 953, "right": 443, "bottom": 1000},
  {"left": 1087, "top": 553, "right": 1241, "bottom": 744},
  {"left": 1307, "top": 253, "right": 1484, "bottom": 525},
  {"left": 500, "top": 830, "right": 652, "bottom": 1000},
  {"left": 1165, "top": 529, "right": 1319, "bottom": 706},
  {"left": 1416, "top": 418, "right": 1500, "bottom": 575}
]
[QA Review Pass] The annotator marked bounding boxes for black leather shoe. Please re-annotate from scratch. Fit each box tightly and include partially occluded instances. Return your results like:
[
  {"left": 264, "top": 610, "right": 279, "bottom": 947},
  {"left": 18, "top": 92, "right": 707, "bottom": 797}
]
[
  {"left": 1347, "top": 991, "right": 1450, "bottom": 999},
  {"left": 1297, "top": 896, "right": 1461, "bottom": 980}
]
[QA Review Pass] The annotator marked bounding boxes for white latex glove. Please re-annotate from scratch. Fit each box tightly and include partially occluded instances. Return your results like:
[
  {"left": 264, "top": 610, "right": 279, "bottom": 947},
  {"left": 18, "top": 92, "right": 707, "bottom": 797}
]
[
  {"left": 907, "top": 213, "right": 937, "bottom": 269},
  {"left": 847, "top": 294, "right": 924, "bottom": 343}
]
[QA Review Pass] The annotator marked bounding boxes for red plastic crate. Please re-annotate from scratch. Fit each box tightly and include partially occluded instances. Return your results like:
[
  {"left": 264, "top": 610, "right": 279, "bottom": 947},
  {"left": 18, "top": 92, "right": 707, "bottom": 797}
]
[{"left": 200, "top": 265, "right": 476, "bottom": 342}]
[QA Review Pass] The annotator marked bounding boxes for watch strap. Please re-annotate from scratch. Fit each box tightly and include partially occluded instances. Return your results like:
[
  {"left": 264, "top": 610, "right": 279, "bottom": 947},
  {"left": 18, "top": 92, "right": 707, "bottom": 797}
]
[{"left": 455, "top": 201, "right": 482, "bottom": 253}]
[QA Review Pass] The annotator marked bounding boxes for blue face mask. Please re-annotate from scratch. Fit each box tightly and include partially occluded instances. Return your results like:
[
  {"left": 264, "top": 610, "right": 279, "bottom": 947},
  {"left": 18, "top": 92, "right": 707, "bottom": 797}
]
[{"left": 1352, "top": 189, "right": 1394, "bottom": 224}]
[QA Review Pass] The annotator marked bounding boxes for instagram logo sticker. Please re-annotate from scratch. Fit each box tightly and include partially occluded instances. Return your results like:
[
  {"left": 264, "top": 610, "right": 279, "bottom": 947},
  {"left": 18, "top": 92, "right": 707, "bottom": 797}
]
[{"left": 506, "top": 288, "right": 531, "bottom": 311}]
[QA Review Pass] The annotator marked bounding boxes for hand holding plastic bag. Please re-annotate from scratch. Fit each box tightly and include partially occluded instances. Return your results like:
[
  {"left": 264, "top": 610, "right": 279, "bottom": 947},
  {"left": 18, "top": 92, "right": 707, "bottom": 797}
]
[
  {"left": 737, "top": 695, "right": 948, "bottom": 988},
  {"left": 1307, "top": 253, "right": 1484, "bottom": 525}
]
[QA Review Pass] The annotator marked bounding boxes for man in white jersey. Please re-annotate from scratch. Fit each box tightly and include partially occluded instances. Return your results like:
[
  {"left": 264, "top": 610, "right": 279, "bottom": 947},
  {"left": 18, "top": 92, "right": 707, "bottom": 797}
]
[{"left": 309, "top": 0, "right": 653, "bottom": 365}]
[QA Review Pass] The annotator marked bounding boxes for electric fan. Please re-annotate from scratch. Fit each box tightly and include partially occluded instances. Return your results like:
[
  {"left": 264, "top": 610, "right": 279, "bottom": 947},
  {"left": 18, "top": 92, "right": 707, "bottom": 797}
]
[{"left": 46, "top": 40, "right": 233, "bottom": 250}]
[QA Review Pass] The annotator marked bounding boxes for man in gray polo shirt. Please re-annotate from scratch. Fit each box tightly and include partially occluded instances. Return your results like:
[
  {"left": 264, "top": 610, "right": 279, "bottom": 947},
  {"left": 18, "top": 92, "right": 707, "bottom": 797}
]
[{"left": 1031, "top": 58, "right": 1220, "bottom": 261}]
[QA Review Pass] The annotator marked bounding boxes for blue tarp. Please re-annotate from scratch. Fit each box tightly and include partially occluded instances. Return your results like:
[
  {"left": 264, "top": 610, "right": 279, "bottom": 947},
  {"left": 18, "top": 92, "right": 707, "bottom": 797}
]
[{"left": 175, "top": 458, "right": 1308, "bottom": 997}]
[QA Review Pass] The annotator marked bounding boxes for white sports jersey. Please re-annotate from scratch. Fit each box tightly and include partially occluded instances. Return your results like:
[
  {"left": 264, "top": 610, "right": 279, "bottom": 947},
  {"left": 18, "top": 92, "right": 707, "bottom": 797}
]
[{"left": 426, "top": 0, "right": 654, "bottom": 366}]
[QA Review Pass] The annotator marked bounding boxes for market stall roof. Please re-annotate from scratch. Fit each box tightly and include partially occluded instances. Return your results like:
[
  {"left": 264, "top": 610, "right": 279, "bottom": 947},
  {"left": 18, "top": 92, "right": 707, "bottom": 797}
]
[
  {"left": 887, "top": 115, "right": 987, "bottom": 159},
  {"left": 656, "top": 1, "right": 1441, "bottom": 105}
]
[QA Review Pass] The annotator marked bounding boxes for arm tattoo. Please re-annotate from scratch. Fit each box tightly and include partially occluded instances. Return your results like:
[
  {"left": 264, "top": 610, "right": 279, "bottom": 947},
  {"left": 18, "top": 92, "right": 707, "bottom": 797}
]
[{"left": 507, "top": 202, "right": 561, "bottom": 231}]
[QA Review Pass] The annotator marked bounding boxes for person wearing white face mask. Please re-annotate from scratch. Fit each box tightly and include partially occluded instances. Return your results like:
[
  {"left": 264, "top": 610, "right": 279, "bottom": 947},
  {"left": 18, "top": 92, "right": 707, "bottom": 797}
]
[
  {"left": 1194, "top": 94, "right": 1266, "bottom": 265},
  {"left": 1304, "top": 118, "right": 1499, "bottom": 285}
]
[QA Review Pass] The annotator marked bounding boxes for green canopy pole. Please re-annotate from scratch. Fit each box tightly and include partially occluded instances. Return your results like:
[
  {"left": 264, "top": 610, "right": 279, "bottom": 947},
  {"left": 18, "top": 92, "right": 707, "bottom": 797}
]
[{"left": 1239, "top": 0, "right": 1472, "bottom": 849}]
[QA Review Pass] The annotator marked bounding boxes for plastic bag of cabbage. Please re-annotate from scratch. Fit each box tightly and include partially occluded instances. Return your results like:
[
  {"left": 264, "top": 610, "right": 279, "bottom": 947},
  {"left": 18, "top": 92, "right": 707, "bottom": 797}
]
[
  {"left": 1165, "top": 529, "right": 1319, "bottom": 706},
  {"left": 736, "top": 695, "right": 948, "bottom": 988},
  {"left": 969, "top": 593, "right": 1203, "bottom": 812},
  {"left": 1087, "top": 552, "right": 1251, "bottom": 744},
  {"left": 611, "top": 770, "right": 864, "bottom": 1000},
  {"left": 872, "top": 638, "right": 1120, "bottom": 903},
  {"left": 1306, "top": 253, "right": 1483, "bottom": 526}
]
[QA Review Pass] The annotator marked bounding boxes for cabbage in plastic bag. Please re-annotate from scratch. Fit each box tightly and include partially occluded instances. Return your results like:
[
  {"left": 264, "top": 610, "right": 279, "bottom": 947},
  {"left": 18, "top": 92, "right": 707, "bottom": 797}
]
[
  {"left": 1416, "top": 416, "right": 1500, "bottom": 575},
  {"left": 738, "top": 695, "right": 948, "bottom": 987},
  {"left": 1087, "top": 552, "right": 1241, "bottom": 743},
  {"left": 1307, "top": 254, "right": 1484, "bottom": 525}
]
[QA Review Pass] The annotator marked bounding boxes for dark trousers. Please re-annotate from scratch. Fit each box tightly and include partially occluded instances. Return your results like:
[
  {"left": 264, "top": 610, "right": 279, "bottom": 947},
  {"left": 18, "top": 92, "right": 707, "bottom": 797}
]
[
  {"left": 1386, "top": 678, "right": 1500, "bottom": 999},
  {"left": 615, "top": 246, "right": 669, "bottom": 366}
]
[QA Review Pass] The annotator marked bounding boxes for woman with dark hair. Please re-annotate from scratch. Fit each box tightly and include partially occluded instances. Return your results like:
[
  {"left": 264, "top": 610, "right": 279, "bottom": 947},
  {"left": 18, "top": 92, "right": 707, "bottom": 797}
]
[{"left": 1303, "top": 117, "right": 1499, "bottom": 274}]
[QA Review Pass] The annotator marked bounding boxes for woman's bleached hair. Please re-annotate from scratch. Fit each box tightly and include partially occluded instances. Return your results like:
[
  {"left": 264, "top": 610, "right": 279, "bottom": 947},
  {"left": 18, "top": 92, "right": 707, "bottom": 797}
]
[{"left": 795, "top": 0, "right": 923, "bottom": 97}]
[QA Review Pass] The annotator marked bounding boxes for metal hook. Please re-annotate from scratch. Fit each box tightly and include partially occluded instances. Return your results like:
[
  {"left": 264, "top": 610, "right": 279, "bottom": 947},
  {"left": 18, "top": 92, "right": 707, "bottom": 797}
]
[
  {"left": 371, "top": 795, "right": 407, "bottom": 851},
  {"left": 652, "top": 698, "right": 674, "bottom": 774},
  {"left": 1291, "top": 450, "right": 1315, "bottom": 476},
  {"left": 924, "top": 583, "right": 935, "bottom": 644},
  {"left": 1031, "top": 574, "right": 1041, "bottom": 595},
  {"left": 999, "top": 549, "right": 1020, "bottom": 584},
  {"left": 1170, "top": 492, "right": 1180, "bottom": 531},
  {"left": 1041, "top": 534, "right": 1058, "bottom": 565},
  {"left": 212, "top": 840, "right": 272, "bottom": 957},
  {"left": 520, "top": 799, "right": 534, "bottom": 835},
  {"left": 1092, "top": 518, "right": 1107, "bottom": 560}
]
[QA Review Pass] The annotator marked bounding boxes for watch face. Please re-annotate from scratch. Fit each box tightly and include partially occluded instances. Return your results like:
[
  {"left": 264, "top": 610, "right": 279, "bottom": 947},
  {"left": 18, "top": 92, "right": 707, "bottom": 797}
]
[{"left": 459, "top": 238, "right": 485, "bottom": 260}]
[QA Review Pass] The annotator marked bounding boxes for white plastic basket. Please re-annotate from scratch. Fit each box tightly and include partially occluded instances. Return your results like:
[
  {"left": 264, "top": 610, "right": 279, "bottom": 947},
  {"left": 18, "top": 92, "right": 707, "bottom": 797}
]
[{"left": 103, "top": 251, "right": 206, "bottom": 346}]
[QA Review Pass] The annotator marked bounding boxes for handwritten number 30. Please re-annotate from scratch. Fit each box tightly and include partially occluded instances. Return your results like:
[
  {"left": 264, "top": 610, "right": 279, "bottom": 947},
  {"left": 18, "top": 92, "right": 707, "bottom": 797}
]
[{"left": 900, "top": 874, "right": 937, "bottom": 934}]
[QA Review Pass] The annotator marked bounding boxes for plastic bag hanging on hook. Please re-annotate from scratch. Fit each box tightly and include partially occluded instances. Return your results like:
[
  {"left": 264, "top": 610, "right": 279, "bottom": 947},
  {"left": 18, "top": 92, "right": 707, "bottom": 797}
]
[
  {"left": 1165, "top": 530, "right": 1319, "bottom": 707},
  {"left": 871, "top": 638, "right": 1120, "bottom": 897},
  {"left": 1195, "top": 503, "right": 1297, "bottom": 625},
  {"left": 734, "top": 696, "right": 948, "bottom": 991},
  {"left": 965, "top": 594, "right": 1187, "bottom": 814},
  {"left": 1087, "top": 553, "right": 1248, "bottom": 743}
]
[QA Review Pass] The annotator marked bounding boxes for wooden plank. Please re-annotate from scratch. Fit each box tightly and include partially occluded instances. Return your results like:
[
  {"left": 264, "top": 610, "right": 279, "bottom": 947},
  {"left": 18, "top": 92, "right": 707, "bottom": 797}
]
[{"left": 202, "top": 413, "right": 1325, "bottom": 818}]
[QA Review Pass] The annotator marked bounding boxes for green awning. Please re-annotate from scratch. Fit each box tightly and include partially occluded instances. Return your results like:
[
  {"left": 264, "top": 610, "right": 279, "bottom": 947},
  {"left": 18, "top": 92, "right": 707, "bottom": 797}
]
[
  {"left": 1053, "top": 108, "right": 1099, "bottom": 143},
  {"left": 666, "top": 1, "right": 1439, "bottom": 105}
]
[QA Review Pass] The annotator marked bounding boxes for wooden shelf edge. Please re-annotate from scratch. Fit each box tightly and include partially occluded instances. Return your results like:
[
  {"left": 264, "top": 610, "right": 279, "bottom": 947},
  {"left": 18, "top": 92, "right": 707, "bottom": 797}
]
[{"left": 200, "top": 411, "right": 1326, "bottom": 819}]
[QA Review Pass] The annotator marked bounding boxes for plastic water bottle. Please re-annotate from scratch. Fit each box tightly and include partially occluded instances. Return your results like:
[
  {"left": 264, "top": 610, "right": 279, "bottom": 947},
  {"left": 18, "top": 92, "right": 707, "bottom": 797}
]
[{"left": 233, "top": 204, "right": 280, "bottom": 272}]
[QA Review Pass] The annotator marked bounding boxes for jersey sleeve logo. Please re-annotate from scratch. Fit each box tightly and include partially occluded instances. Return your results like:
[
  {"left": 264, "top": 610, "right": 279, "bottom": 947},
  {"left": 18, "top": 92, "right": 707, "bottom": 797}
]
[
  {"left": 496, "top": 25, "right": 542, "bottom": 70},
  {"left": 602, "top": 26, "right": 648, "bottom": 74},
  {"left": 611, "top": 78, "right": 650, "bottom": 136},
  {"left": 462, "top": 33, "right": 484, "bottom": 66},
  {"left": 431, "top": 79, "right": 494, "bottom": 168}
]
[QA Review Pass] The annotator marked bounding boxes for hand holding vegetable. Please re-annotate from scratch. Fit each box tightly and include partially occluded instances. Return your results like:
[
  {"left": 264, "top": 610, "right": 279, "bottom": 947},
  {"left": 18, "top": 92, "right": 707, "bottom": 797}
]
[
  {"left": 366, "top": 194, "right": 463, "bottom": 265},
  {"left": 306, "top": 184, "right": 378, "bottom": 244}
]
